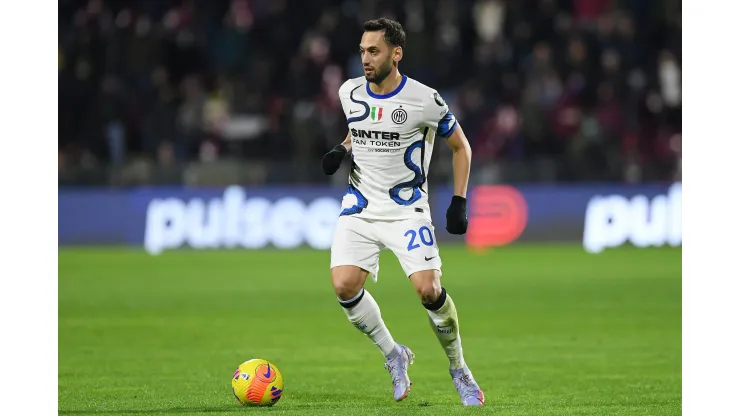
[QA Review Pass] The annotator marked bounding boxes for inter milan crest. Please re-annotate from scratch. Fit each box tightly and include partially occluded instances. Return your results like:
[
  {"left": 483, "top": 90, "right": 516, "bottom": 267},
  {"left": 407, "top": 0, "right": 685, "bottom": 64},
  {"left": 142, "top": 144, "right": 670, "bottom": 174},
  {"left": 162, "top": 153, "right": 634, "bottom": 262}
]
[
  {"left": 391, "top": 107, "right": 408, "bottom": 124},
  {"left": 434, "top": 92, "right": 446, "bottom": 107}
]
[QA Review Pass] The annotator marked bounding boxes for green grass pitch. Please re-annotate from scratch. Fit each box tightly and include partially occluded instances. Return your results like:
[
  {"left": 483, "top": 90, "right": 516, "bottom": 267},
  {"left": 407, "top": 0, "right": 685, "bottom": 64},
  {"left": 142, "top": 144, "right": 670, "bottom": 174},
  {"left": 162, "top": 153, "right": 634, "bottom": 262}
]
[{"left": 59, "top": 244, "right": 681, "bottom": 415}]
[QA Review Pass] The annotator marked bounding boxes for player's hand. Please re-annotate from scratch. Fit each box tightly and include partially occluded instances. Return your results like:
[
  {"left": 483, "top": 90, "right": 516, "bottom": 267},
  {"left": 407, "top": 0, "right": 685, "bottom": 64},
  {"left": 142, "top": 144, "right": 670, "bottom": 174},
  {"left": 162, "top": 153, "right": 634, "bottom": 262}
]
[
  {"left": 445, "top": 195, "right": 468, "bottom": 235},
  {"left": 322, "top": 144, "right": 348, "bottom": 175}
]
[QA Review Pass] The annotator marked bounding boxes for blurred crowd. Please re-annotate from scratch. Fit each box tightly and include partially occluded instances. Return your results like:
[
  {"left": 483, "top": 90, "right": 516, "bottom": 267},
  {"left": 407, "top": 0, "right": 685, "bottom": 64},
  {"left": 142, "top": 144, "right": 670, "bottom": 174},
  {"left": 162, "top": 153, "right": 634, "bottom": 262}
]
[{"left": 58, "top": 0, "right": 681, "bottom": 185}]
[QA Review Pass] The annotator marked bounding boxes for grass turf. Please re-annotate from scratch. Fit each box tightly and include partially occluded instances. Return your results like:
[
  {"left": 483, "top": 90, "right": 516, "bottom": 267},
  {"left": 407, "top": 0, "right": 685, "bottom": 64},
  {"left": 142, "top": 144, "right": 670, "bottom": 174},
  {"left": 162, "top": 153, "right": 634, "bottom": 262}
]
[{"left": 59, "top": 244, "right": 681, "bottom": 415}]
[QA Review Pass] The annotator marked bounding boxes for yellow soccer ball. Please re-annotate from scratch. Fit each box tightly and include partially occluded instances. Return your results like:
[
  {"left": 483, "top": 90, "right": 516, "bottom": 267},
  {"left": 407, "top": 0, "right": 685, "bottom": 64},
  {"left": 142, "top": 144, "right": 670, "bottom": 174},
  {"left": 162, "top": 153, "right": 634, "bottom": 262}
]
[{"left": 231, "top": 359, "right": 284, "bottom": 406}]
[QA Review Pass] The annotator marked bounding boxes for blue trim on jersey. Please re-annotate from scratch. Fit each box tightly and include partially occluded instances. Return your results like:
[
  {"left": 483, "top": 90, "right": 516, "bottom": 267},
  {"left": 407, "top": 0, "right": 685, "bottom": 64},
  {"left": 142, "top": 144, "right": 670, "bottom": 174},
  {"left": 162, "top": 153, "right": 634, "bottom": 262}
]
[
  {"left": 347, "top": 85, "right": 370, "bottom": 124},
  {"left": 437, "top": 112, "right": 457, "bottom": 139},
  {"left": 339, "top": 184, "right": 369, "bottom": 216},
  {"left": 419, "top": 127, "right": 428, "bottom": 193},
  {"left": 366, "top": 74, "right": 407, "bottom": 99},
  {"left": 388, "top": 140, "right": 425, "bottom": 206}
]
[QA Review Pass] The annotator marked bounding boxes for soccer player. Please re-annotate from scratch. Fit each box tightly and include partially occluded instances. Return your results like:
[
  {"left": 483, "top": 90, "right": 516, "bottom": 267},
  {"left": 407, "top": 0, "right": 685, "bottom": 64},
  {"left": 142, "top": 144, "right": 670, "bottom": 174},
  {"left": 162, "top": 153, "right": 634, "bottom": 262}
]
[{"left": 321, "top": 18, "right": 484, "bottom": 406}]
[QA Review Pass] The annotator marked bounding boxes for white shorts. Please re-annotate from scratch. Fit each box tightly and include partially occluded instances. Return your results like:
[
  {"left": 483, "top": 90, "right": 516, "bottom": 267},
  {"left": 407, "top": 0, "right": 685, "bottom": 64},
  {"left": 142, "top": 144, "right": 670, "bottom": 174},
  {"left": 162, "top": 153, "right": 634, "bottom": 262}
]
[{"left": 330, "top": 214, "right": 443, "bottom": 281}]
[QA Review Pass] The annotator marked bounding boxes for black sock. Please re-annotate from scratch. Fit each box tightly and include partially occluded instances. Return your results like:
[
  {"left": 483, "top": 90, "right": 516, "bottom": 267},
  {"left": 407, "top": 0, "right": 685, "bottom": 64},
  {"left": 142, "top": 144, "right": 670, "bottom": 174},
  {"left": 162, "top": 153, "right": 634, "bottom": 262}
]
[
  {"left": 423, "top": 287, "right": 447, "bottom": 311},
  {"left": 338, "top": 287, "right": 365, "bottom": 309}
]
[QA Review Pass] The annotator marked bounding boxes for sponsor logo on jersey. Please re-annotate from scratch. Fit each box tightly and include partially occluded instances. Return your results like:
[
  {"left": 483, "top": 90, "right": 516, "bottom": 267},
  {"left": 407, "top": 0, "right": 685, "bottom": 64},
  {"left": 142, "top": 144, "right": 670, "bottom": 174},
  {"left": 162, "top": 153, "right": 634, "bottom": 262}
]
[{"left": 350, "top": 129, "right": 401, "bottom": 140}]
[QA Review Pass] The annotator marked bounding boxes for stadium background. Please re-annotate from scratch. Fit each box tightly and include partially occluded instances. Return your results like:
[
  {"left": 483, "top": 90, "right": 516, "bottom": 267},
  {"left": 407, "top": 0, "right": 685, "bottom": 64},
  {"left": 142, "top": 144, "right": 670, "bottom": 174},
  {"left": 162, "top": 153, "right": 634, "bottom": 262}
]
[{"left": 58, "top": 0, "right": 682, "bottom": 414}]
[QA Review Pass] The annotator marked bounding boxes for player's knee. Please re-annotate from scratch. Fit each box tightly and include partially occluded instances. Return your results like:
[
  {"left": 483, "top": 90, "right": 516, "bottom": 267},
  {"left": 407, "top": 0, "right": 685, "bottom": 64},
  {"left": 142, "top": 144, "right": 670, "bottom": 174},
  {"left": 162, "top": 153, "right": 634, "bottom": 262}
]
[
  {"left": 412, "top": 274, "right": 442, "bottom": 304},
  {"left": 331, "top": 266, "right": 367, "bottom": 300},
  {"left": 417, "top": 284, "right": 442, "bottom": 304},
  {"left": 334, "top": 282, "right": 362, "bottom": 301}
]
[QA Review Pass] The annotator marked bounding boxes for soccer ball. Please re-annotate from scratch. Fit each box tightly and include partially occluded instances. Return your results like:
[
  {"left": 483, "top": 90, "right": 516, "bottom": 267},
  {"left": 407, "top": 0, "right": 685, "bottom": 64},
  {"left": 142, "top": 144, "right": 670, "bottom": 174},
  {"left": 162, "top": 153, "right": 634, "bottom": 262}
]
[{"left": 231, "top": 359, "right": 284, "bottom": 406}]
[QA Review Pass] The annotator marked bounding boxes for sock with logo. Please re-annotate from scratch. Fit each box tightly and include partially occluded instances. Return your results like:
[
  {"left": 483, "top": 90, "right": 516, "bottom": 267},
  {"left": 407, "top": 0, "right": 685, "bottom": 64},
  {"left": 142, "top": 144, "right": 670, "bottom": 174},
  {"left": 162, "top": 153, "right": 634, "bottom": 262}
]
[
  {"left": 423, "top": 288, "right": 466, "bottom": 370},
  {"left": 339, "top": 288, "right": 400, "bottom": 360}
]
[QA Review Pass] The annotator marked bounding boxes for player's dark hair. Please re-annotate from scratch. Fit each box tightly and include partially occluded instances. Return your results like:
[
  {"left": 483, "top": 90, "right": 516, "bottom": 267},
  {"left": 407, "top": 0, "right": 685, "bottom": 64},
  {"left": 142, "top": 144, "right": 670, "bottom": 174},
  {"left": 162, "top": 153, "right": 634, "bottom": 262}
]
[{"left": 363, "top": 18, "right": 406, "bottom": 50}]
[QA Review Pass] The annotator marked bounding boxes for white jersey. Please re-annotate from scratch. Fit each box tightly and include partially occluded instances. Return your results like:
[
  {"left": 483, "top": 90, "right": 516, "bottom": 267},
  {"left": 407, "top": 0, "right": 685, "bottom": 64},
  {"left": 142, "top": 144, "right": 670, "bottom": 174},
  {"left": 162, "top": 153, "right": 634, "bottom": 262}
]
[{"left": 337, "top": 74, "right": 458, "bottom": 221}]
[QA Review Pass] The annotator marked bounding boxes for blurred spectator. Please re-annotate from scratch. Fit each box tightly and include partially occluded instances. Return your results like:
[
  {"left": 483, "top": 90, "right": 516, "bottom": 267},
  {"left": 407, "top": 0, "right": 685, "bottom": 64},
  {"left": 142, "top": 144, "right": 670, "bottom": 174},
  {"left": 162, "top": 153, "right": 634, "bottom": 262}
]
[{"left": 58, "top": 0, "right": 681, "bottom": 185}]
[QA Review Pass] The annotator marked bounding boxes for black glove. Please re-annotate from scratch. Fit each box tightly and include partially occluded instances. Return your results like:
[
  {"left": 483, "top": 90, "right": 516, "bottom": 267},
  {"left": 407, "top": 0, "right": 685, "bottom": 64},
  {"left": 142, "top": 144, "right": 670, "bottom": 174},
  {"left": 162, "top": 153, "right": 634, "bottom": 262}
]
[
  {"left": 445, "top": 195, "right": 468, "bottom": 235},
  {"left": 322, "top": 145, "right": 348, "bottom": 175}
]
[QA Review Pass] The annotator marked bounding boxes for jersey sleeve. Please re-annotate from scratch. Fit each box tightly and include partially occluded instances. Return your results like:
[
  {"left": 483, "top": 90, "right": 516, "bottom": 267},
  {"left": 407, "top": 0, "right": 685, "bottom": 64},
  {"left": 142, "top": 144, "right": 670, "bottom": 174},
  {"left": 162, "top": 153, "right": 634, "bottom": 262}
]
[
  {"left": 420, "top": 90, "right": 458, "bottom": 139},
  {"left": 337, "top": 79, "right": 356, "bottom": 118}
]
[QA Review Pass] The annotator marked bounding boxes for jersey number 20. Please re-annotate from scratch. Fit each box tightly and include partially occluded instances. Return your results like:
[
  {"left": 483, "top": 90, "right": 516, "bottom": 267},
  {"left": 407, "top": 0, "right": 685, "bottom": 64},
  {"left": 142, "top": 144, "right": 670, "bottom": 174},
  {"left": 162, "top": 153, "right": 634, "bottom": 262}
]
[{"left": 405, "top": 226, "right": 434, "bottom": 251}]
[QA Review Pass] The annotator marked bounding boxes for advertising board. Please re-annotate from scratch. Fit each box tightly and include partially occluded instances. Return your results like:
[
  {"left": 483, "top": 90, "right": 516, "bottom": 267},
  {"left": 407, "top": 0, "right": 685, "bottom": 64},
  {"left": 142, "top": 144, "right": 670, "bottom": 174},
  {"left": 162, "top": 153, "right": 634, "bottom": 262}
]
[{"left": 58, "top": 183, "right": 681, "bottom": 254}]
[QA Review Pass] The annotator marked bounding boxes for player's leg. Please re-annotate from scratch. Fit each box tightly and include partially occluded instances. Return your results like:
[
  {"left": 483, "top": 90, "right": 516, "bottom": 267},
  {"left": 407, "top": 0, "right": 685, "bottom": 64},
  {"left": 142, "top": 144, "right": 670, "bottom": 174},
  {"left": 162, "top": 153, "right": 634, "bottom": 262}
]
[
  {"left": 385, "top": 217, "right": 484, "bottom": 406},
  {"left": 408, "top": 270, "right": 463, "bottom": 369},
  {"left": 330, "top": 216, "right": 413, "bottom": 401},
  {"left": 409, "top": 269, "right": 484, "bottom": 406},
  {"left": 331, "top": 265, "right": 398, "bottom": 359}
]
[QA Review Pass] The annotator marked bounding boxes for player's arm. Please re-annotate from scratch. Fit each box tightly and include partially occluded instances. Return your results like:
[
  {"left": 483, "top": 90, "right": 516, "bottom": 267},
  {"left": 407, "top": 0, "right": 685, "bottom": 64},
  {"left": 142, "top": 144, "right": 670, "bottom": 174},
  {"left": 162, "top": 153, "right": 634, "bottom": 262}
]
[
  {"left": 322, "top": 131, "right": 351, "bottom": 175},
  {"left": 324, "top": 79, "right": 356, "bottom": 176},
  {"left": 341, "top": 130, "right": 352, "bottom": 151},
  {"left": 445, "top": 125, "right": 472, "bottom": 199},
  {"left": 421, "top": 90, "right": 471, "bottom": 234},
  {"left": 443, "top": 124, "right": 471, "bottom": 235}
]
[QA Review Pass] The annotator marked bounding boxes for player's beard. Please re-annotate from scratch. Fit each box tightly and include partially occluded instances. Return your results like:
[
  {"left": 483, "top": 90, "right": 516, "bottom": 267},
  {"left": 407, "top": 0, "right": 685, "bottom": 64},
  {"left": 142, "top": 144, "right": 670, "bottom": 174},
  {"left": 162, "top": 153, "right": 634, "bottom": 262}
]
[{"left": 366, "top": 58, "right": 393, "bottom": 85}]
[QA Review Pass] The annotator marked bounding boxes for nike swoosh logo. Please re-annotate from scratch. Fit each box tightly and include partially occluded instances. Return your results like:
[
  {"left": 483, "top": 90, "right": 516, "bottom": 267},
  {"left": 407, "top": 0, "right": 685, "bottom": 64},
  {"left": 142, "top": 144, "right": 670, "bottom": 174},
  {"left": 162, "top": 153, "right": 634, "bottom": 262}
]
[
  {"left": 349, "top": 110, "right": 359, "bottom": 114},
  {"left": 263, "top": 364, "right": 272, "bottom": 378},
  {"left": 425, "top": 256, "right": 437, "bottom": 261}
]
